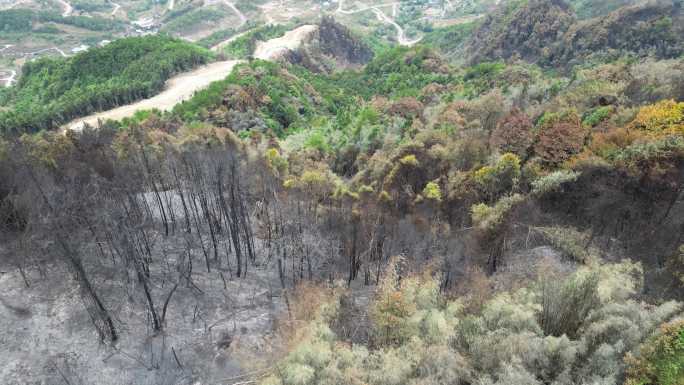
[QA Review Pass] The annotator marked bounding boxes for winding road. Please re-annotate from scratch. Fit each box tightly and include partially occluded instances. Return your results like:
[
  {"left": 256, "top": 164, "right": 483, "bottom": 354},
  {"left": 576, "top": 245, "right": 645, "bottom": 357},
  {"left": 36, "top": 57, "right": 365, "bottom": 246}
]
[
  {"left": 1, "top": 70, "right": 16, "bottom": 88},
  {"left": 206, "top": 0, "right": 248, "bottom": 51},
  {"left": 223, "top": 0, "right": 247, "bottom": 26},
  {"left": 110, "top": 1, "right": 120, "bottom": 16},
  {"left": 28, "top": 47, "right": 68, "bottom": 57},
  {"left": 336, "top": 0, "right": 422, "bottom": 46},
  {"left": 372, "top": 6, "right": 422, "bottom": 46},
  {"left": 336, "top": 0, "right": 398, "bottom": 14}
]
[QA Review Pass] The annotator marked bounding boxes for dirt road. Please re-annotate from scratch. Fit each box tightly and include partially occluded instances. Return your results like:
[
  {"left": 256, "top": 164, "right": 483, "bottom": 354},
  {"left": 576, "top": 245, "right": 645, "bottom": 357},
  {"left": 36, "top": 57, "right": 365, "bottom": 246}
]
[
  {"left": 1, "top": 70, "right": 16, "bottom": 87},
  {"left": 65, "top": 60, "right": 242, "bottom": 131},
  {"left": 253, "top": 24, "right": 317, "bottom": 60},
  {"left": 336, "top": 0, "right": 398, "bottom": 14},
  {"left": 372, "top": 7, "right": 422, "bottom": 46},
  {"left": 224, "top": 0, "right": 247, "bottom": 26},
  {"left": 27, "top": 47, "right": 68, "bottom": 57},
  {"left": 110, "top": 1, "right": 120, "bottom": 16},
  {"left": 209, "top": 1, "right": 249, "bottom": 51},
  {"left": 336, "top": 0, "right": 421, "bottom": 45}
]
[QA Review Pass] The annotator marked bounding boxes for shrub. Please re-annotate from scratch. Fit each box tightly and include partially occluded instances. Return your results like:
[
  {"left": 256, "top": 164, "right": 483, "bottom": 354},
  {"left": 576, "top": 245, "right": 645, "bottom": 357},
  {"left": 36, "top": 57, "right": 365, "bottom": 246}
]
[
  {"left": 666, "top": 245, "right": 684, "bottom": 290},
  {"left": 422, "top": 181, "right": 442, "bottom": 202},
  {"left": 631, "top": 99, "right": 684, "bottom": 137},
  {"left": 473, "top": 153, "right": 521, "bottom": 200},
  {"left": 534, "top": 112, "right": 587, "bottom": 165},
  {"left": 387, "top": 97, "right": 424, "bottom": 120},
  {"left": 531, "top": 170, "right": 581, "bottom": 196},
  {"left": 588, "top": 126, "right": 647, "bottom": 159},
  {"left": 265, "top": 148, "right": 288, "bottom": 175},
  {"left": 262, "top": 261, "right": 681, "bottom": 385},
  {"left": 471, "top": 194, "right": 525, "bottom": 234},
  {"left": 539, "top": 272, "right": 600, "bottom": 338},
  {"left": 582, "top": 106, "right": 613, "bottom": 127},
  {"left": 399, "top": 154, "right": 419, "bottom": 166},
  {"left": 624, "top": 319, "right": 684, "bottom": 385},
  {"left": 490, "top": 109, "right": 535, "bottom": 158},
  {"left": 532, "top": 226, "right": 596, "bottom": 264},
  {"left": 609, "top": 135, "right": 684, "bottom": 173},
  {"left": 371, "top": 257, "right": 418, "bottom": 346}
]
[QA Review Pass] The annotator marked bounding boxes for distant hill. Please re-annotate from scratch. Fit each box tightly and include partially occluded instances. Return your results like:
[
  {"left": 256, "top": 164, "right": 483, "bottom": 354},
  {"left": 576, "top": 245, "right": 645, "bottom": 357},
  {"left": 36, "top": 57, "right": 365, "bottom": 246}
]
[
  {"left": 465, "top": 0, "right": 683, "bottom": 68},
  {"left": 0, "top": 8, "right": 124, "bottom": 33}
]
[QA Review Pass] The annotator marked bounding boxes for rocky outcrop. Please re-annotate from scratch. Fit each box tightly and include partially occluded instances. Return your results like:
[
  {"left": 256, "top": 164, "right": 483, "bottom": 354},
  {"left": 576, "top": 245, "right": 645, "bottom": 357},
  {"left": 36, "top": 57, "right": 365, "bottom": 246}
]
[{"left": 284, "top": 16, "right": 374, "bottom": 73}]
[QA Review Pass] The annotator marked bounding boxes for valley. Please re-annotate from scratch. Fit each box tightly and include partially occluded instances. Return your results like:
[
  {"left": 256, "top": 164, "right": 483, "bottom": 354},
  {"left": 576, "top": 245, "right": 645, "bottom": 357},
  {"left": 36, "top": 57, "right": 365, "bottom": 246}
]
[{"left": 0, "top": 0, "right": 482, "bottom": 86}]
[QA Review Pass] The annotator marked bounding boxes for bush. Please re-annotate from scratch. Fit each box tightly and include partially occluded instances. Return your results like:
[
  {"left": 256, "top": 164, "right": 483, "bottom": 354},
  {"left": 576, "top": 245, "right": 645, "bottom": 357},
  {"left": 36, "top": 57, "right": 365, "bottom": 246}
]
[
  {"left": 532, "top": 226, "right": 596, "bottom": 264},
  {"left": 263, "top": 261, "right": 682, "bottom": 385},
  {"left": 473, "top": 153, "right": 521, "bottom": 200},
  {"left": 582, "top": 106, "right": 613, "bottom": 127},
  {"left": 490, "top": 109, "right": 534, "bottom": 158},
  {"left": 371, "top": 257, "right": 418, "bottom": 346},
  {"left": 422, "top": 181, "right": 442, "bottom": 202},
  {"left": 624, "top": 319, "right": 684, "bottom": 385},
  {"left": 531, "top": 170, "right": 581, "bottom": 196},
  {"left": 666, "top": 245, "right": 684, "bottom": 291},
  {"left": 471, "top": 194, "right": 525, "bottom": 235},
  {"left": 534, "top": 112, "right": 587, "bottom": 165},
  {"left": 539, "top": 272, "right": 600, "bottom": 338},
  {"left": 631, "top": 99, "right": 684, "bottom": 137}
]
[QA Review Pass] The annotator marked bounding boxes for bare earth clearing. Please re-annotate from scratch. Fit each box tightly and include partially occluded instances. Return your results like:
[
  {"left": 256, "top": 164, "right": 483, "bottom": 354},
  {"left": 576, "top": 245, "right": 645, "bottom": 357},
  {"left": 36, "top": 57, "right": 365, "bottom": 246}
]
[
  {"left": 253, "top": 24, "right": 317, "bottom": 60},
  {"left": 0, "top": 244, "right": 286, "bottom": 385},
  {"left": 65, "top": 60, "right": 243, "bottom": 131}
]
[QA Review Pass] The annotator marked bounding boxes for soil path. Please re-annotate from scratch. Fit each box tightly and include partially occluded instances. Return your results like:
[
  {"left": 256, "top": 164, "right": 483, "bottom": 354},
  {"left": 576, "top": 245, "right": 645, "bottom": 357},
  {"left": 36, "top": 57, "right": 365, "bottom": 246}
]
[
  {"left": 224, "top": 0, "right": 247, "bottom": 26},
  {"left": 209, "top": 1, "right": 249, "bottom": 51},
  {"left": 110, "top": 1, "right": 120, "bottom": 16},
  {"left": 336, "top": 0, "right": 421, "bottom": 45},
  {"left": 1, "top": 70, "right": 16, "bottom": 87},
  {"left": 371, "top": 6, "right": 422, "bottom": 46}
]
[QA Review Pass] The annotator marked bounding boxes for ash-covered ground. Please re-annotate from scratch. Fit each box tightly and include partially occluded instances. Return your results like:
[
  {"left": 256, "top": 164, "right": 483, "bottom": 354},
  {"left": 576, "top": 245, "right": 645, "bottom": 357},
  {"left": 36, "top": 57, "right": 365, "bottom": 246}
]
[{"left": 0, "top": 240, "right": 286, "bottom": 385}]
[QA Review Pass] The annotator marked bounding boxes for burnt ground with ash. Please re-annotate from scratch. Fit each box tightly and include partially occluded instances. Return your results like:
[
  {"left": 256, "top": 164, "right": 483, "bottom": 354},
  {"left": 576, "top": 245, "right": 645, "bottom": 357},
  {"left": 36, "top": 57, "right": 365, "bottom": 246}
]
[{"left": 0, "top": 237, "right": 286, "bottom": 385}]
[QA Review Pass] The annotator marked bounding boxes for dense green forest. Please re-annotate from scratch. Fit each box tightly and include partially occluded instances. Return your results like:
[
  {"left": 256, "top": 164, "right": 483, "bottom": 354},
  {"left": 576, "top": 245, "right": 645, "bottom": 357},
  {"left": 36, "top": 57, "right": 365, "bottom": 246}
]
[
  {"left": 0, "top": 35, "right": 212, "bottom": 133},
  {"left": 0, "top": 1, "right": 682, "bottom": 385}
]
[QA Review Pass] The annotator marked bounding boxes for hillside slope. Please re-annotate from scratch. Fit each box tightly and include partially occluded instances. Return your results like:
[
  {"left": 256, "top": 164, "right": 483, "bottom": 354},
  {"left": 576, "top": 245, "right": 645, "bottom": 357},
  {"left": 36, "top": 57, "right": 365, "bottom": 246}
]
[
  {"left": 466, "top": 0, "right": 683, "bottom": 67},
  {"left": 0, "top": 35, "right": 212, "bottom": 134}
]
